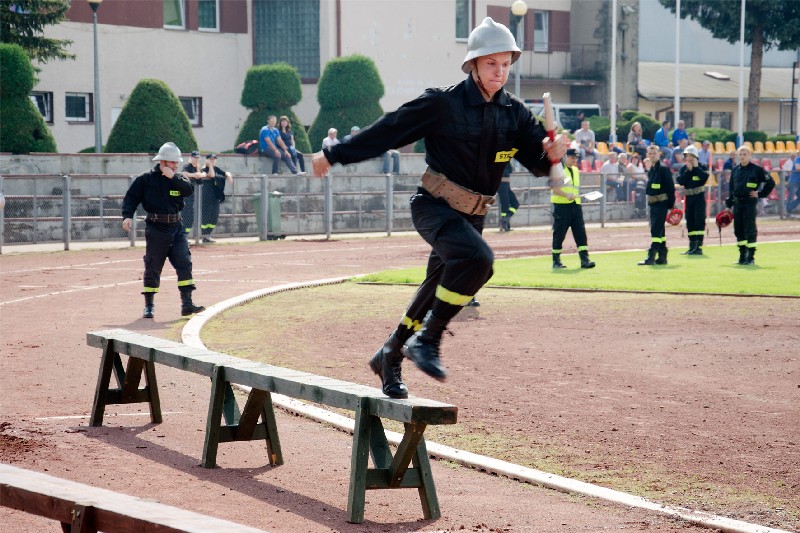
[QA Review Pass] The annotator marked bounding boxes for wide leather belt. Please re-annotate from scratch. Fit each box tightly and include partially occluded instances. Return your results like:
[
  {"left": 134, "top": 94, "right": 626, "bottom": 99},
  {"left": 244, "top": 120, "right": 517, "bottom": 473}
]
[
  {"left": 147, "top": 213, "right": 181, "bottom": 224},
  {"left": 647, "top": 193, "right": 668, "bottom": 204},
  {"left": 420, "top": 167, "right": 495, "bottom": 216},
  {"left": 684, "top": 187, "right": 704, "bottom": 196}
]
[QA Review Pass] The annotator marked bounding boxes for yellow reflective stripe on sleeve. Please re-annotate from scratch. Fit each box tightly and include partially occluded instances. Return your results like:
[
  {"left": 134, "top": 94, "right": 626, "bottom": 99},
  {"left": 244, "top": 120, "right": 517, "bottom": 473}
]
[
  {"left": 652, "top": 183, "right": 661, "bottom": 189},
  {"left": 746, "top": 182, "right": 757, "bottom": 188},
  {"left": 176, "top": 279, "right": 195, "bottom": 287},
  {"left": 401, "top": 315, "right": 424, "bottom": 332},
  {"left": 170, "top": 190, "right": 181, "bottom": 196},
  {"left": 435, "top": 285, "right": 474, "bottom": 306}
]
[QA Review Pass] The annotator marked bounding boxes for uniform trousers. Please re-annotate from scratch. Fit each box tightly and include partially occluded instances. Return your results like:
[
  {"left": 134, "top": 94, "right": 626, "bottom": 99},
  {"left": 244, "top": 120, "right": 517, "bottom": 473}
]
[
  {"left": 394, "top": 192, "right": 493, "bottom": 341},
  {"left": 498, "top": 181, "right": 519, "bottom": 217},
  {"left": 684, "top": 194, "right": 706, "bottom": 236},
  {"left": 143, "top": 221, "right": 194, "bottom": 292},
  {"left": 552, "top": 203, "right": 588, "bottom": 252},
  {"left": 732, "top": 199, "right": 758, "bottom": 246},
  {"left": 648, "top": 203, "right": 669, "bottom": 245}
]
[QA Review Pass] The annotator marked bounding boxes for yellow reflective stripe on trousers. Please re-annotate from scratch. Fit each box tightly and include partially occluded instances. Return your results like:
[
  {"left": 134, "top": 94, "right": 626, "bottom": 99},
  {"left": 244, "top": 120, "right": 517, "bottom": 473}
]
[
  {"left": 401, "top": 315, "right": 424, "bottom": 332},
  {"left": 143, "top": 287, "right": 159, "bottom": 293},
  {"left": 737, "top": 240, "right": 748, "bottom": 246},
  {"left": 435, "top": 285, "right": 473, "bottom": 306},
  {"left": 577, "top": 245, "right": 589, "bottom": 252},
  {"left": 200, "top": 224, "right": 216, "bottom": 229},
  {"left": 688, "top": 230, "right": 705, "bottom": 236},
  {"left": 651, "top": 237, "right": 666, "bottom": 243},
  {"left": 176, "top": 279, "right": 195, "bottom": 287}
]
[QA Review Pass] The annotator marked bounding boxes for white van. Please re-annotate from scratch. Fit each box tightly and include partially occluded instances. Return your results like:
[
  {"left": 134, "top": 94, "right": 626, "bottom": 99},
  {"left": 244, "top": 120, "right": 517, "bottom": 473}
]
[{"left": 526, "top": 102, "right": 601, "bottom": 134}]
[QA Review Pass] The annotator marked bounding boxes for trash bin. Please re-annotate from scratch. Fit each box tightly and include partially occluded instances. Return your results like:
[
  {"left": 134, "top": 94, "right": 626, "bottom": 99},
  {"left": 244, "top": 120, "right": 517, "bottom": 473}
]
[{"left": 253, "top": 191, "right": 284, "bottom": 239}]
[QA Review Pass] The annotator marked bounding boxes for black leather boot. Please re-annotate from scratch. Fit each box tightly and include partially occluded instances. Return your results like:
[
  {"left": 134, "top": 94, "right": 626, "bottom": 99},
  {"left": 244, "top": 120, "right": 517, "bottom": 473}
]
[
  {"left": 694, "top": 236, "right": 703, "bottom": 255},
  {"left": 638, "top": 247, "right": 656, "bottom": 265},
  {"left": 142, "top": 293, "right": 155, "bottom": 319},
  {"left": 681, "top": 237, "right": 695, "bottom": 255},
  {"left": 180, "top": 288, "right": 205, "bottom": 316},
  {"left": 368, "top": 332, "right": 408, "bottom": 399},
  {"left": 402, "top": 311, "right": 448, "bottom": 381},
  {"left": 737, "top": 245, "right": 747, "bottom": 265},
  {"left": 500, "top": 216, "right": 511, "bottom": 231},
  {"left": 579, "top": 250, "right": 595, "bottom": 269},
  {"left": 655, "top": 243, "right": 668, "bottom": 265},
  {"left": 744, "top": 247, "right": 755, "bottom": 265},
  {"left": 552, "top": 253, "right": 566, "bottom": 269}
]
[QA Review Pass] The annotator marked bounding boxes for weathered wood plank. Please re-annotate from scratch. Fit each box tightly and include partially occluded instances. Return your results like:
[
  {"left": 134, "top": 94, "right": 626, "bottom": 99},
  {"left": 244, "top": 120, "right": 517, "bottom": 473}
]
[
  {"left": 347, "top": 397, "right": 372, "bottom": 524},
  {"left": 90, "top": 342, "right": 115, "bottom": 427},
  {"left": 0, "top": 464, "right": 267, "bottom": 532},
  {"left": 388, "top": 423, "right": 426, "bottom": 488},
  {"left": 365, "top": 468, "right": 423, "bottom": 489},
  {"left": 414, "top": 436, "right": 440, "bottom": 519},
  {"left": 202, "top": 365, "right": 227, "bottom": 469}
]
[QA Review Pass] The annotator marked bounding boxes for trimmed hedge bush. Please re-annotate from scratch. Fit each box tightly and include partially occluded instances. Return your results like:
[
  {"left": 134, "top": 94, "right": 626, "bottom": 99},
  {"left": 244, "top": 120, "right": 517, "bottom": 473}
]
[
  {"left": 237, "top": 63, "right": 310, "bottom": 153},
  {"left": 104, "top": 79, "right": 197, "bottom": 154},
  {"left": 0, "top": 44, "right": 57, "bottom": 153},
  {"left": 307, "top": 55, "right": 385, "bottom": 152}
]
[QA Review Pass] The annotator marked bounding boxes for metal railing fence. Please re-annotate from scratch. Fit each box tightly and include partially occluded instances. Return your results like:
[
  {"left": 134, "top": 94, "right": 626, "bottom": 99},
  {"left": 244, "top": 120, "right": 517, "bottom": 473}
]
[{"left": 0, "top": 170, "right": 789, "bottom": 254}]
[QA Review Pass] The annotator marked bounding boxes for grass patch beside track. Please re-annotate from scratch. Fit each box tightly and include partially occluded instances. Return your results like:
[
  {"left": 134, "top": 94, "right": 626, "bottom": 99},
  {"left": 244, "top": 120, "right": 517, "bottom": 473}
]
[{"left": 357, "top": 242, "right": 800, "bottom": 296}]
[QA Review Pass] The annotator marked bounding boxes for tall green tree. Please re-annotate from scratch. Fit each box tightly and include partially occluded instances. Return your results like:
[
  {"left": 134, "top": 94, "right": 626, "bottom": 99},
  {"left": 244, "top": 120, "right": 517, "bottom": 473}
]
[
  {"left": 0, "top": 43, "right": 57, "bottom": 153},
  {"left": 307, "top": 55, "right": 385, "bottom": 152},
  {"left": 237, "top": 63, "right": 310, "bottom": 153},
  {"left": 659, "top": 0, "right": 800, "bottom": 131},
  {"left": 104, "top": 79, "right": 197, "bottom": 154},
  {"left": 0, "top": 0, "right": 74, "bottom": 63}
]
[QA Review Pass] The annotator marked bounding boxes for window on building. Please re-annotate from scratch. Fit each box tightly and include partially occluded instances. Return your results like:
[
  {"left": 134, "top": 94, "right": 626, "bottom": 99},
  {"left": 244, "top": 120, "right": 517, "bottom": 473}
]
[
  {"left": 705, "top": 112, "right": 731, "bottom": 130},
  {"left": 164, "top": 0, "right": 185, "bottom": 29},
  {"left": 666, "top": 111, "right": 694, "bottom": 128},
  {"left": 30, "top": 91, "right": 53, "bottom": 123},
  {"left": 198, "top": 0, "right": 218, "bottom": 31},
  {"left": 65, "top": 92, "right": 92, "bottom": 122},
  {"left": 254, "top": 0, "right": 319, "bottom": 79},
  {"left": 456, "top": 0, "right": 473, "bottom": 40},
  {"left": 533, "top": 11, "right": 549, "bottom": 52},
  {"left": 179, "top": 96, "right": 202, "bottom": 126}
]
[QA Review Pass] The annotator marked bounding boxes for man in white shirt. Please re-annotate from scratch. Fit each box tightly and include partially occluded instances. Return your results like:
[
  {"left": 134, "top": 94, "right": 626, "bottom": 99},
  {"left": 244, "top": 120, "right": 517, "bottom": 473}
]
[
  {"left": 601, "top": 152, "right": 624, "bottom": 201},
  {"left": 321, "top": 128, "right": 340, "bottom": 150},
  {"left": 574, "top": 120, "right": 599, "bottom": 165}
]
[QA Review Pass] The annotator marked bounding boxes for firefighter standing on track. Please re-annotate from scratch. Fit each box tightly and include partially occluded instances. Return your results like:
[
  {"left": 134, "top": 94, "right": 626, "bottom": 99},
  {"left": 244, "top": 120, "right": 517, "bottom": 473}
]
[
  {"left": 550, "top": 148, "right": 595, "bottom": 269},
  {"left": 675, "top": 145, "right": 709, "bottom": 255},
  {"left": 722, "top": 145, "right": 775, "bottom": 265},
  {"left": 311, "top": 17, "right": 567, "bottom": 399},
  {"left": 639, "top": 144, "right": 675, "bottom": 266},
  {"left": 121, "top": 142, "right": 205, "bottom": 319}
]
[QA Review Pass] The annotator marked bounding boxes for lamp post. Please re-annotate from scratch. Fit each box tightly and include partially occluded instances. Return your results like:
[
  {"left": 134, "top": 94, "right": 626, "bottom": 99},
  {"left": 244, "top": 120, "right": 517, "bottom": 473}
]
[
  {"left": 511, "top": 0, "right": 528, "bottom": 98},
  {"left": 88, "top": 0, "right": 103, "bottom": 153}
]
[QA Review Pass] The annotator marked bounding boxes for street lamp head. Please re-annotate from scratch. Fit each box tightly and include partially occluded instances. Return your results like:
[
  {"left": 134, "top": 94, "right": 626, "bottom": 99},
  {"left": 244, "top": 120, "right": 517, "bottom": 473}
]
[
  {"left": 511, "top": 0, "right": 528, "bottom": 17},
  {"left": 87, "top": 0, "right": 103, "bottom": 12}
]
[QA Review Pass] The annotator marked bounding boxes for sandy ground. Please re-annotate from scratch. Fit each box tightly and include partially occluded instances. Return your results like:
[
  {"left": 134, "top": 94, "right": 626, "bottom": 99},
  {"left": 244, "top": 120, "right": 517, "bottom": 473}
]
[{"left": 1, "top": 219, "right": 798, "bottom": 531}]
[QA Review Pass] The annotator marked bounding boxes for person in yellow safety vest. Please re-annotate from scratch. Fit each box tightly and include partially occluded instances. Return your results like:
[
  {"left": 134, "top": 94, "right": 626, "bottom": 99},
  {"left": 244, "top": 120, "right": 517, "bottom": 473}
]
[{"left": 549, "top": 148, "right": 595, "bottom": 269}]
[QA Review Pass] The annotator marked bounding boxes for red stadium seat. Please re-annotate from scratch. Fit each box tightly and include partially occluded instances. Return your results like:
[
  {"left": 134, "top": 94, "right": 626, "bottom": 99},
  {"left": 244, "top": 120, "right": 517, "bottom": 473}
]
[
  {"left": 580, "top": 159, "right": 591, "bottom": 172},
  {"left": 761, "top": 158, "right": 772, "bottom": 170},
  {"left": 594, "top": 160, "right": 603, "bottom": 172}
]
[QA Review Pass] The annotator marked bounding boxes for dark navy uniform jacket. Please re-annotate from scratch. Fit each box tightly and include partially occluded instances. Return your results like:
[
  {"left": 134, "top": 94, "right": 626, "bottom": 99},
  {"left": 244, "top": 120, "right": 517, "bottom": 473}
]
[
  {"left": 121, "top": 164, "right": 194, "bottom": 219},
  {"left": 323, "top": 74, "right": 552, "bottom": 196},
  {"left": 676, "top": 164, "right": 709, "bottom": 190},
  {"left": 726, "top": 162, "right": 775, "bottom": 207},
  {"left": 645, "top": 160, "right": 675, "bottom": 208}
]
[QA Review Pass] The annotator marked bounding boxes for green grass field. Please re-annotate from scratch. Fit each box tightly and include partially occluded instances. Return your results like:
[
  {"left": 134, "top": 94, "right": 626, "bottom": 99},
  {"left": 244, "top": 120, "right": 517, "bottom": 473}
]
[{"left": 357, "top": 241, "right": 800, "bottom": 296}]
